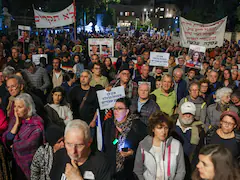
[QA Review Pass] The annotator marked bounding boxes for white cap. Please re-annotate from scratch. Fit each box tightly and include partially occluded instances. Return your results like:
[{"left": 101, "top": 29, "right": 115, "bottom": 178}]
[{"left": 180, "top": 102, "right": 196, "bottom": 115}]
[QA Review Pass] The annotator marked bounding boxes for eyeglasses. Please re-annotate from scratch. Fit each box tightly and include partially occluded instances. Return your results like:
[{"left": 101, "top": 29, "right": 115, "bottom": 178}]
[
  {"left": 6, "top": 84, "right": 19, "bottom": 90},
  {"left": 65, "top": 142, "right": 85, "bottom": 150},
  {"left": 221, "top": 120, "right": 235, "bottom": 127},
  {"left": 121, "top": 72, "right": 130, "bottom": 76},
  {"left": 113, "top": 107, "right": 127, "bottom": 111}
]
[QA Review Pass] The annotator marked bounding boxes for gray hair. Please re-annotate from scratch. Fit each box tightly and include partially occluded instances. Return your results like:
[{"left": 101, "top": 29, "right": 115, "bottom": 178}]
[
  {"left": 173, "top": 68, "right": 184, "bottom": 76},
  {"left": 64, "top": 120, "right": 91, "bottom": 142},
  {"left": 80, "top": 69, "right": 92, "bottom": 81},
  {"left": 7, "top": 75, "right": 25, "bottom": 86},
  {"left": 215, "top": 87, "right": 232, "bottom": 103},
  {"left": 3, "top": 66, "right": 15, "bottom": 77},
  {"left": 14, "top": 93, "right": 36, "bottom": 117},
  {"left": 161, "top": 74, "right": 173, "bottom": 82},
  {"left": 138, "top": 82, "right": 151, "bottom": 93}
]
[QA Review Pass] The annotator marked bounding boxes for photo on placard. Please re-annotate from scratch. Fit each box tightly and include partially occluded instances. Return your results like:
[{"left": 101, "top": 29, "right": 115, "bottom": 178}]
[
  {"left": 101, "top": 44, "right": 113, "bottom": 58},
  {"left": 90, "top": 44, "right": 100, "bottom": 56},
  {"left": 186, "top": 45, "right": 206, "bottom": 69},
  {"left": 18, "top": 25, "right": 31, "bottom": 43}
]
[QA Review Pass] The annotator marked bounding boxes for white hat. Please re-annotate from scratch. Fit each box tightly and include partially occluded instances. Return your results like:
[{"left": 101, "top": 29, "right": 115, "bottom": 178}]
[{"left": 180, "top": 102, "right": 196, "bottom": 115}]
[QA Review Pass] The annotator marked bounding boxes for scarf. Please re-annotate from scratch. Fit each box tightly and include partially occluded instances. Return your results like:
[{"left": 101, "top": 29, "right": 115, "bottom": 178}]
[
  {"left": 113, "top": 79, "right": 134, "bottom": 99},
  {"left": 114, "top": 114, "right": 133, "bottom": 172}
]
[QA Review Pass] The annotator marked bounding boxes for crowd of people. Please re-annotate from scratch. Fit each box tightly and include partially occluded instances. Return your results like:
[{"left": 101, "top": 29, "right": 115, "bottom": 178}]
[{"left": 0, "top": 30, "right": 240, "bottom": 180}]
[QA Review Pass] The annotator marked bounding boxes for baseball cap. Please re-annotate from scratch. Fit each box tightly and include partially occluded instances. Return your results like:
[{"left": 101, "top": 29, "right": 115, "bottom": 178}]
[{"left": 180, "top": 102, "right": 196, "bottom": 115}]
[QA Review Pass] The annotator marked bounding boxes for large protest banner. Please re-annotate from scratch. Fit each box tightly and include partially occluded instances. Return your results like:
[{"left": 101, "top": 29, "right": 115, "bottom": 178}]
[
  {"left": 88, "top": 38, "right": 114, "bottom": 57},
  {"left": 34, "top": 3, "right": 75, "bottom": 28},
  {"left": 149, "top": 52, "right": 170, "bottom": 67},
  {"left": 97, "top": 86, "right": 125, "bottom": 110},
  {"left": 180, "top": 17, "right": 227, "bottom": 48},
  {"left": 18, "top": 25, "right": 30, "bottom": 43}
]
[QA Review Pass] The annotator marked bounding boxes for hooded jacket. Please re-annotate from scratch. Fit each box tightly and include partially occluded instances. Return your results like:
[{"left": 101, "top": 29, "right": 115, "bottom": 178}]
[{"left": 134, "top": 135, "right": 185, "bottom": 180}]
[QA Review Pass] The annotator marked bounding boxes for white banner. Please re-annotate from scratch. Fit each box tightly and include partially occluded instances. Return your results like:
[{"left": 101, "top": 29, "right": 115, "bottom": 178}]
[
  {"left": 180, "top": 17, "right": 227, "bottom": 48},
  {"left": 32, "top": 54, "right": 48, "bottom": 65},
  {"left": 149, "top": 52, "right": 170, "bottom": 67},
  {"left": 88, "top": 38, "right": 114, "bottom": 57},
  {"left": 97, "top": 86, "right": 125, "bottom": 110},
  {"left": 34, "top": 3, "right": 75, "bottom": 28}
]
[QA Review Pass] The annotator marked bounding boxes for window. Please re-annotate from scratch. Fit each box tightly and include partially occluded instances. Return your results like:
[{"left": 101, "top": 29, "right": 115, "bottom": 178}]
[
  {"left": 120, "top": 12, "right": 123, "bottom": 16},
  {"left": 160, "top": 8, "right": 164, "bottom": 11},
  {"left": 125, "top": 12, "right": 130, "bottom": 16},
  {"left": 132, "top": 12, "right": 135, "bottom": 16}
]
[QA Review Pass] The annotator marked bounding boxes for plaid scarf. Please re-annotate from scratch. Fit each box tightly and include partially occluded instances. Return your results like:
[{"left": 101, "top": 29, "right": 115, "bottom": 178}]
[
  {"left": 113, "top": 79, "right": 134, "bottom": 99},
  {"left": 114, "top": 114, "right": 133, "bottom": 172}
]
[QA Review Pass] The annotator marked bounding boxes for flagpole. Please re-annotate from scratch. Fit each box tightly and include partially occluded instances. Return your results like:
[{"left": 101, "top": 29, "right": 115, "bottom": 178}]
[{"left": 73, "top": 0, "right": 77, "bottom": 42}]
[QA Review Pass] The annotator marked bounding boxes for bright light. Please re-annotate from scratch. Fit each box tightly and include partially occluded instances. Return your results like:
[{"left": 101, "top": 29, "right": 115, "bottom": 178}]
[
  {"left": 175, "top": 20, "right": 178, "bottom": 24},
  {"left": 150, "top": 9, "right": 153, "bottom": 12},
  {"left": 159, "top": 16, "right": 164, "bottom": 19},
  {"left": 144, "top": 8, "right": 147, "bottom": 12},
  {"left": 160, "top": 8, "right": 164, "bottom": 11},
  {"left": 39, "top": 7, "right": 42, "bottom": 10},
  {"left": 167, "top": 8, "right": 169, "bottom": 11},
  {"left": 176, "top": 16, "right": 178, "bottom": 20}
]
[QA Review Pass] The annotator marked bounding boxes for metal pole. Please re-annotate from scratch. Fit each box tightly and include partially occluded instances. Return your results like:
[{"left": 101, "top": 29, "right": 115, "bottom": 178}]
[{"left": 73, "top": 0, "right": 77, "bottom": 41}]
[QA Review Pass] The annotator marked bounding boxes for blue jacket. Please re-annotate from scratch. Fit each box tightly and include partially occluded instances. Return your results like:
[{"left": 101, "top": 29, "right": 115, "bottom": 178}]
[{"left": 176, "top": 79, "right": 188, "bottom": 104}]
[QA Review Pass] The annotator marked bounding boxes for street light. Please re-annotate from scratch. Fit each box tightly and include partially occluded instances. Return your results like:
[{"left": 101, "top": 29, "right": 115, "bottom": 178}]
[
  {"left": 144, "top": 8, "right": 147, "bottom": 12},
  {"left": 150, "top": 9, "right": 153, "bottom": 12}
]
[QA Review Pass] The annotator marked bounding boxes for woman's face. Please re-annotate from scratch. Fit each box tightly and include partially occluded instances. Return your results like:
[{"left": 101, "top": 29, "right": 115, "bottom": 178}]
[
  {"left": 14, "top": 99, "right": 29, "bottom": 118},
  {"left": 221, "top": 94, "right": 231, "bottom": 105},
  {"left": 153, "top": 122, "right": 169, "bottom": 141},
  {"left": 223, "top": 70, "right": 230, "bottom": 80},
  {"left": 197, "top": 154, "right": 215, "bottom": 180},
  {"left": 193, "top": 52, "right": 200, "bottom": 62},
  {"left": 113, "top": 102, "right": 129, "bottom": 122},
  {"left": 220, "top": 115, "right": 237, "bottom": 134},
  {"left": 156, "top": 81, "right": 161, "bottom": 89},
  {"left": 105, "top": 58, "right": 111, "bottom": 67},
  {"left": 53, "top": 92, "right": 63, "bottom": 104}
]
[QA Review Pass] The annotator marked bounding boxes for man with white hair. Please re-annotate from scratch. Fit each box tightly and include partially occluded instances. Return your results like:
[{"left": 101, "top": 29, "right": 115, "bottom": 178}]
[
  {"left": 173, "top": 102, "right": 205, "bottom": 180},
  {"left": 50, "top": 120, "right": 111, "bottom": 180},
  {"left": 206, "top": 87, "right": 238, "bottom": 129},
  {"left": 130, "top": 82, "right": 160, "bottom": 126}
]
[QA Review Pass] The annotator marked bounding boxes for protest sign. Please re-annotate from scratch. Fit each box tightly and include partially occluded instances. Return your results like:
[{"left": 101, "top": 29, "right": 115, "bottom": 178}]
[
  {"left": 180, "top": 17, "right": 227, "bottom": 48},
  {"left": 88, "top": 38, "right": 114, "bottom": 57},
  {"left": 186, "top": 45, "right": 206, "bottom": 69},
  {"left": 149, "top": 52, "right": 170, "bottom": 67},
  {"left": 18, "top": 25, "right": 30, "bottom": 43},
  {"left": 34, "top": 3, "right": 75, "bottom": 28},
  {"left": 32, "top": 54, "right": 48, "bottom": 65},
  {"left": 97, "top": 86, "right": 125, "bottom": 110}
]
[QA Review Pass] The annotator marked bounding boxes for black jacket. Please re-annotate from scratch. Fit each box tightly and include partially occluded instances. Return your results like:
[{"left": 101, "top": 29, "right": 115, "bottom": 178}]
[{"left": 102, "top": 115, "right": 147, "bottom": 180}]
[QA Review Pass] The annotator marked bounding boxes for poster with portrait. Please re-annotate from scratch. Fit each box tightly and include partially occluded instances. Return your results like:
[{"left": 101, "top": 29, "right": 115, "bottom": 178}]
[
  {"left": 18, "top": 25, "right": 31, "bottom": 43},
  {"left": 88, "top": 38, "right": 114, "bottom": 57},
  {"left": 186, "top": 45, "right": 206, "bottom": 69}
]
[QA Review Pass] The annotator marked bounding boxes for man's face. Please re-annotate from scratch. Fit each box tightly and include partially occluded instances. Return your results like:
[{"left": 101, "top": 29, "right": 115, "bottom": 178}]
[
  {"left": 120, "top": 70, "right": 130, "bottom": 83},
  {"left": 188, "top": 70, "right": 195, "bottom": 79},
  {"left": 143, "top": 52, "right": 149, "bottom": 60},
  {"left": 65, "top": 129, "right": 90, "bottom": 162},
  {"left": 6, "top": 78, "right": 22, "bottom": 97},
  {"left": 92, "top": 46, "right": 98, "bottom": 53},
  {"left": 161, "top": 77, "right": 172, "bottom": 92},
  {"left": 38, "top": 48, "right": 43, "bottom": 54},
  {"left": 200, "top": 83, "right": 208, "bottom": 93},
  {"left": 213, "top": 61, "right": 220, "bottom": 69},
  {"left": 209, "top": 72, "right": 218, "bottom": 84},
  {"left": 122, "top": 49, "right": 128, "bottom": 56},
  {"left": 92, "top": 65, "right": 101, "bottom": 76},
  {"left": 189, "top": 85, "right": 199, "bottom": 99},
  {"left": 62, "top": 57, "right": 69, "bottom": 62},
  {"left": 174, "top": 72, "right": 182, "bottom": 83},
  {"left": 80, "top": 72, "right": 91, "bottom": 86},
  {"left": 178, "top": 58, "right": 184, "bottom": 65},
  {"left": 179, "top": 113, "right": 194, "bottom": 126},
  {"left": 53, "top": 59, "right": 60, "bottom": 70},
  {"left": 141, "top": 66, "right": 149, "bottom": 78},
  {"left": 12, "top": 49, "right": 18, "bottom": 59},
  {"left": 232, "top": 71, "right": 238, "bottom": 80},
  {"left": 138, "top": 84, "right": 149, "bottom": 100},
  {"left": 91, "top": 55, "right": 99, "bottom": 63},
  {"left": 226, "top": 57, "right": 232, "bottom": 64}
]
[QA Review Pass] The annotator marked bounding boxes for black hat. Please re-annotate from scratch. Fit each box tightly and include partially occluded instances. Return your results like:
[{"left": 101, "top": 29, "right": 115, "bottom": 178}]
[
  {"left": 45, "top": 124, "right": 64, "bottom": 146},
  {"left": 119, "top": 64, "right": 130, "bottom": 73}
]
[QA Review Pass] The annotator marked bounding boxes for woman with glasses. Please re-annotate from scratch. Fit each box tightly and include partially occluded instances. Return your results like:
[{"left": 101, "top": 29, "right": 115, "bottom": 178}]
[
  {"left": 205, "top": 111, "right": 240, "bottom": 162},
  {"left": 103, "top": 97, "right": 147, "bottom": 180}
]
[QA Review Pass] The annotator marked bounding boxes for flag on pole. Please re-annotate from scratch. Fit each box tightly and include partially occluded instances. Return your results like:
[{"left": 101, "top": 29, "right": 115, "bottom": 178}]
[{"left": 96, "top": 109, "right": 103, "bottom": 151}]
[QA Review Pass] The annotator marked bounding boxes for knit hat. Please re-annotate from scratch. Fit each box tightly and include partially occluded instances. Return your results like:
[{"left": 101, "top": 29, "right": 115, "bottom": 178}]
[
  {"left": 45, "top": 124, "right": 64, "bottom": 146},
  {"left": 181, "top": 102, "right": 196, "bottom": 115},
  {"left": 119, "top": 64, "right": 130, "bottom": 73},
  {"left": 220, "top": 111, "right": 240, "bottom": 128}
]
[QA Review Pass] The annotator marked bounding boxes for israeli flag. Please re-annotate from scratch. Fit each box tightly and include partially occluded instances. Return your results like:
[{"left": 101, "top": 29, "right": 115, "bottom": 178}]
[{"left": 96, "top": 109, "right": 103, "bottom": 151}]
